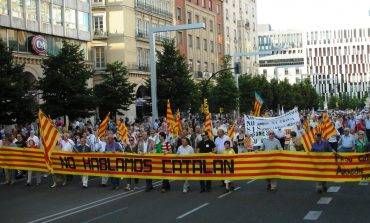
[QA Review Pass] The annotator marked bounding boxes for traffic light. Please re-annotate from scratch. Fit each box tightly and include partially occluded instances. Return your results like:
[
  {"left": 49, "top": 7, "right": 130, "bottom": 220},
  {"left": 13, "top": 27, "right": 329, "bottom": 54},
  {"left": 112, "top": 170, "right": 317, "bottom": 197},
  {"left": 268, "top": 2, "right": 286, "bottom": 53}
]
[{"left": 234, "top": 62, "right": 241, "bottom": 74}]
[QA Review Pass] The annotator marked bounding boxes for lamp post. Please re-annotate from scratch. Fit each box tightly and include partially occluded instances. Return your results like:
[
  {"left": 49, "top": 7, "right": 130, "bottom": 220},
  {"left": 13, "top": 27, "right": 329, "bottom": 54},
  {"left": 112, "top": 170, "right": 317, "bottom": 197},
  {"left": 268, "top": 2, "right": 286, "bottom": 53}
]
[{"left": 149, "top": 23, "right": 205, "bottom": 123}]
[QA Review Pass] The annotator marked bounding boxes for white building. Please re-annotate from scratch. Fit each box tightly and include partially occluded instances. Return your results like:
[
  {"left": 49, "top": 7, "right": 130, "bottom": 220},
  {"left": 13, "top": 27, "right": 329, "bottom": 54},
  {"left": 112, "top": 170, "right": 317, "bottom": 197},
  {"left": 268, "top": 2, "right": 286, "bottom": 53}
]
[
  {"left": 305, "top": 27, "right": 370, "bottom": 98},
  {"left": 223, "top": 0, "right": 258, "bottom": 75},
  {"left": 258, "top": 29, "right": 306, "bottom": 84}
]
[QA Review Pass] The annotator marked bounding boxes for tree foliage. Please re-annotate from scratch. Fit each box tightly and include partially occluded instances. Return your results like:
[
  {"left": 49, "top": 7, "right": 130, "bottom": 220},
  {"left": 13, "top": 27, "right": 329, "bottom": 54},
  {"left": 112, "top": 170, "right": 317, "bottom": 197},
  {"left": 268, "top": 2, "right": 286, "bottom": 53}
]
[
  {"left": 0, "top": 39, "right": 36, "bottom": 125},
  {"left": 209, "top": 56, "right": 239, "bottom": 113},
  {"left": 145, "top": 39, "right": 196, "bottom": 115},
  {"left": 328, "top": 94, "right": 366, "bottom": 110},
  {"left": 94, "top": 61, "right": 136, "bottom": 118},
  {"left": 38, "top": 41, "right": 94, "bottom": 120}
]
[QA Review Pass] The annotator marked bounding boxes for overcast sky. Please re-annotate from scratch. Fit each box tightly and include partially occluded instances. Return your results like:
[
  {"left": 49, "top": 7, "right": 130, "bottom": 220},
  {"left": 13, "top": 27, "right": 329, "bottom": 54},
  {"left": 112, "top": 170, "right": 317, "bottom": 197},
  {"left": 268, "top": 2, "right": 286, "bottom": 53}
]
[{"left": 257, "top": 0, "right": 370, "bottom": 30}]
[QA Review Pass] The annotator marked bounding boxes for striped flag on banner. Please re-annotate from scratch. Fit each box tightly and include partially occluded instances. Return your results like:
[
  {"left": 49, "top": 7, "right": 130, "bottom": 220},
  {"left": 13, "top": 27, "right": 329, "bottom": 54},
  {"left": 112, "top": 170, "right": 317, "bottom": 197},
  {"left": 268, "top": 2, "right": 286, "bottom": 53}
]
[
  {"left": 117, "top": 120, "right": 128, "bottom": 144},
  {"left": 166, "top": 100, "right": 175, "bottom": 134},
  {"left": 253, "top": 92, "right": 264, "bottom": 117},
  {"left": 38, "top": 109, "right": 60, "bottom": 172},
  {"left": 203, "top": 99, "right": 213, "bottom": 138},
  {"left": 98, "top": 113, "right": 110, "bottom": 139}
]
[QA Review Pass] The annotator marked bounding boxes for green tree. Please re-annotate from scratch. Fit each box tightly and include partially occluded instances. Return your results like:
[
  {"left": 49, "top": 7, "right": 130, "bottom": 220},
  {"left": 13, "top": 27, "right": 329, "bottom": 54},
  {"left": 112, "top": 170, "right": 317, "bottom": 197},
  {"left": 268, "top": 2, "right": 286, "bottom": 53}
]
[
  {"left": 145, "top": 39, "right": 196, "bottom": 115},
  {"left": 210, "top": 56, "right": 239, "bottom": 113},
  {"left": 38, "top": 41, "right": 95, "bottom": 120},
  {"left": 328, "top": 95, "right": 339, "bottom": 109},
  {"left": 94, "top": 62, "right": 136, "bottom": 118},
  {"left": 291, "top": 79, "right": 319, "bottom": 110},
  {"left": 0, "top": 40, "right": 36, "bottom": 125}
]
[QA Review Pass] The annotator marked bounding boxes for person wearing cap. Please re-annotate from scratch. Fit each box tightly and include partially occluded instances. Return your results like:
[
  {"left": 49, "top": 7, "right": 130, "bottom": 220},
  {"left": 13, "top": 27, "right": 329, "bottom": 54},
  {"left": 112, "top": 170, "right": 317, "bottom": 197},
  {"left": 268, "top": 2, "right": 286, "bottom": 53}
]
[
  {"left": 311, "top": 133, "right": 333, "bottom": 193},
  {"left": 354, "top": 130, "right": 368, "bottom": 153},
  {"left": 261, "top": 130, "right": 282, "bottom": 192},
  {"left": 198, "top": 133, "right": 215, "bottom": 192},
  {"left": 338, "top": 128, "right": 355, "bottom": 152}
]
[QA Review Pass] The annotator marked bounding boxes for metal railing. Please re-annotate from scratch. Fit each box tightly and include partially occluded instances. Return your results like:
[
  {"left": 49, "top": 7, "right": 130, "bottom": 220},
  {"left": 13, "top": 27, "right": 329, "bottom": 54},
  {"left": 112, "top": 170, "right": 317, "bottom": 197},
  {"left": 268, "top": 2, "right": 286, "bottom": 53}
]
[{"left": 135, "top": 0, "right": 173, "bottom": 19}]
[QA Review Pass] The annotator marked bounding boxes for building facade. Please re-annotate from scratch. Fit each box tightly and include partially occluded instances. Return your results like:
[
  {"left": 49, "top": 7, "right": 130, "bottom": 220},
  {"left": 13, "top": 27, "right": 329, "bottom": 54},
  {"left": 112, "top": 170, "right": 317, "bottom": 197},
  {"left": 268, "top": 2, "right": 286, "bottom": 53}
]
[
  {"left": 175, "top": 0, "right": 223, "bottom": 79},
  {"left": 258, "top": 29, "right": 306, "bottom": 84},
  {"left": 258, "top": 27, "right": 370, "bottom": 98},
  {"left": 223, "top": 0, "right": 258, "bottom": 75},
  {"left": 0, "top": 0, "right": 92, "bottom": 82},
  {"left": 90, "top": 0, "right": 173, "bottom": 121},
  {"left": 305, "top": 27, "right": 370, "bottom": 98}
]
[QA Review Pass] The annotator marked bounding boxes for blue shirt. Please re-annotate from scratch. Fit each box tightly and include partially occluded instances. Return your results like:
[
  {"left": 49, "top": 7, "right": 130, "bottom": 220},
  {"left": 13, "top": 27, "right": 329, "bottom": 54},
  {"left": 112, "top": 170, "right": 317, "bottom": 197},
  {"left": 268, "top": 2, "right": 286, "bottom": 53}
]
[
  {"left": 105, "top": 141, "right": 122, "bottom": 152},
  {"left": 312, "top": 140, "right": 332, "bottom": 152}
]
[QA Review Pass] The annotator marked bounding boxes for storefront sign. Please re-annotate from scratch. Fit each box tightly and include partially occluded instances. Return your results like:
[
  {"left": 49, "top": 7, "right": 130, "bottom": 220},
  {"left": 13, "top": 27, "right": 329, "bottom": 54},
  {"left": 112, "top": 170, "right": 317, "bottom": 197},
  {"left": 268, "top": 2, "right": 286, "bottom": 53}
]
[{"left": 31, "top": 35, "right": 47, "bottom": 55}]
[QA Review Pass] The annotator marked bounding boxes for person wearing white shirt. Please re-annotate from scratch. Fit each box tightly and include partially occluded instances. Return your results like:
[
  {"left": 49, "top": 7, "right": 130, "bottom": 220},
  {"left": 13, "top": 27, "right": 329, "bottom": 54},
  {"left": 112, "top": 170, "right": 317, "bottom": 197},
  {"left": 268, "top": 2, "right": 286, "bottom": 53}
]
[
  {"left": 177, "top": 138, "right": 194, "bottom": 193},
  {"left": 338, "top": 128, "right": 355, "bottom": 152},
  {"left": 86, "top": 128, "right": 96, "bottom": 149},
  {"left": 214, "top": 129, "right": 230, "bottom": 154}
]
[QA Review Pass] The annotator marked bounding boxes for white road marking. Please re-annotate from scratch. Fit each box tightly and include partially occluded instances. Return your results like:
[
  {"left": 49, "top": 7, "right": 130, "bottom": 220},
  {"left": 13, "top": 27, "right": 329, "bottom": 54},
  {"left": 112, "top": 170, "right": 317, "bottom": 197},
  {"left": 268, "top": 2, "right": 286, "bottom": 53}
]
[
  {"left": 359, "top": 181, "right": 369, "bottom": 186},
  {"left": 80, "top": 207, "right": 128, "bottom": 223},
  {"left": 176, "top": 203, "right": 210, "bottom": 219},
  {"left": 327, "top": 186, "right": 340, "bottom": 193},
  {"left": 217, "top": 187, "right": 241, "bottom": 198},
  {"left": 317, "top": 197, "right": 332, "bottom": 205},
  {"left": 303, "top": 211, "right": 322, "bottom": 220},
  {"left": 28, "top": 181, "right": 161, "bottom": 223},
  {"left": 247, "top": 179, "right": 256, "bottom": 184}
]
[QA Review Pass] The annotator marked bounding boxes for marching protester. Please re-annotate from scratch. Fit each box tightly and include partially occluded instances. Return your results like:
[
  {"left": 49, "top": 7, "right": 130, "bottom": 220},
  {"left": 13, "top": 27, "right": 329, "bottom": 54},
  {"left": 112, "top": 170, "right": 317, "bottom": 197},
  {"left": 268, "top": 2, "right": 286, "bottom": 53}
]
[
  {"left": 2, "top": 135, "right": 17, "bottom": 185},
  {"left": 137, "top": 131, "right": 154, "bottom": 191},
  {"left": 105, "top": 132, "right": 123, "bottom": 190},
  {"left": 76, "top": 137, "right": 92, "bottom": 188},
  {"left": 123, "top": 136, "right": 139, "bottom": 191},
  {"left": 338, "top": 128, "right": 355, "bottom": 152},
  {"left": 198, "top": 133, "right": 215, "bottom": 192},
  {"left": 261, "top": 130, "right": 282, "bottom": 192},
  {"left": 155, "top": 132, "right": 172, "bottom": 193},
  {"left": 177, "top": 138, "right": 194, "bottom": 193},
  {"left": 311, "top": 133, "right": 333, "bottom": 193},
  {"left": 223, "top": 141, "right": 235, "bottom": 192},
  {"left": 25, "top": 139, "right": 42, "bottom": 186}
]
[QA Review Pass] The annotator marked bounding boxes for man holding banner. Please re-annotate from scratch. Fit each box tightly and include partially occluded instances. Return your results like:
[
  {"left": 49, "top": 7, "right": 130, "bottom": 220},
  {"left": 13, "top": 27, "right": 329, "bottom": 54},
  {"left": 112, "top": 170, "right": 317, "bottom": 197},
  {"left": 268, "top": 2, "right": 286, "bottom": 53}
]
[{"left": 261, "top": 130, "right": 282, "bottom": 192}]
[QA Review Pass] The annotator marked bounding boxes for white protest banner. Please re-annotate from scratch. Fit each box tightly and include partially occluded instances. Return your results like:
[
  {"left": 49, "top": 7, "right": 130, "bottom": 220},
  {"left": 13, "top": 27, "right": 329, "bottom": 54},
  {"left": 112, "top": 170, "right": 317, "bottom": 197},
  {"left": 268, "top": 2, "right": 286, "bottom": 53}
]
[{"left": 244, "top": 107, "right": 301, "bottom": 145}]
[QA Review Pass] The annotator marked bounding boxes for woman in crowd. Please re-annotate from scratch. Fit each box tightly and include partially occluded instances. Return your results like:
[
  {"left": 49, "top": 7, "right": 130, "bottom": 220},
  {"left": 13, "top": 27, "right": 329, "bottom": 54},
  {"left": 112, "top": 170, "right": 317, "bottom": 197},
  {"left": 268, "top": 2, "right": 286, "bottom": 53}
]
[
  {"left": 223, "top": 141, "right": 235, "bottom": 192},
  {"left": 124, "top": 136, "right": 139, "bottom": 191},
  {"left": 25, "top": 139, "right": 42, "bottom": 186},
  {"left": 354, "top": 130, "right": 368, "bottom": 153}
]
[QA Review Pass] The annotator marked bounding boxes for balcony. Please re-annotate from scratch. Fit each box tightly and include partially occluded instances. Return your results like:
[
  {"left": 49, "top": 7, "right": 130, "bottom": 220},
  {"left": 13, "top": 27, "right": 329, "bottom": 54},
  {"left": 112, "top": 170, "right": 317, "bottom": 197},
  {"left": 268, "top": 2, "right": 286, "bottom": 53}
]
[
  {"left": 92, "top": 0, "right": 106, "bottom": 8},
  {"left": 94, "top": 30, "right": 108, "bottom": 39},
  {"left": 135, "top": 0, "right": 173, "bottom": 20},
  {"left": 126, "top": 63, "right": 149, "bottom": 73}
]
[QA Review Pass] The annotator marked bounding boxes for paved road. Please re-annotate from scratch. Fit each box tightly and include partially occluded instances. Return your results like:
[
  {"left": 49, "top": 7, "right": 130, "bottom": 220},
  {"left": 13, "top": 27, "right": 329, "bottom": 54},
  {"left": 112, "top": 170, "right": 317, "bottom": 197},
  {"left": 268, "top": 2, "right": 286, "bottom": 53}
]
[{"left": 0, "top": 174, "right": 369, "bottom": 223}]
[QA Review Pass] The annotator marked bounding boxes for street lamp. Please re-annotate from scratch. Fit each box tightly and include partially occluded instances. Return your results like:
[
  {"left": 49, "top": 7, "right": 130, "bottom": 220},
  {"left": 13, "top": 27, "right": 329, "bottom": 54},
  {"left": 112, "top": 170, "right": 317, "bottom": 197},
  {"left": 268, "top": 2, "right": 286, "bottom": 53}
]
[{"left": 149, "top": 23, "right": 205, "bottom": 123}]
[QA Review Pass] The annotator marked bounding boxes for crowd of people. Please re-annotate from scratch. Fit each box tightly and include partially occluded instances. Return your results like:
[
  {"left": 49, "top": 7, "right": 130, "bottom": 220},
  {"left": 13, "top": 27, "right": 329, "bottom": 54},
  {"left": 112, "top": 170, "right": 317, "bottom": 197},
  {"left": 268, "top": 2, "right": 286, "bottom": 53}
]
[{"left": 0, "top": 109, "right": 369, "bottom": 194}]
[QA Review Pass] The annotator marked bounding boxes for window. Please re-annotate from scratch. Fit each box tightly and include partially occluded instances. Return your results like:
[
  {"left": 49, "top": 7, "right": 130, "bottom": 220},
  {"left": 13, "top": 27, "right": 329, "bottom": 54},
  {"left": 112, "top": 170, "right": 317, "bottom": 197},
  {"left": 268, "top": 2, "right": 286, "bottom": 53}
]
[
  {"left": 226, "top": 27, "right": 229, "bottom": 37},
  {"left": 196, "top": 37, "right": 200, "bottom": 49},
  {"left": 17, "top": 31, "right": 27, "bottom": 52},
  {"left": 187, "top": 11, "right": 192, "bottom": 24},
  {"left": 65, "top": 8, "right": 76, "bottom": 29},
  {"left": 216, "top": 4, "right": 220, "bottom": 14},
  {"left": 201, "top": 0, "right": 205, "bottom": 7},
  {"left": 203, "top": 17, "right": 207, "bottom": 29},
  {"left": 41, "top": 1, "right": 50, "bottom": 23},
  {"left": 211, "top": 63, "right": 215, "bottom": 73},
  {"left": 204, "top": 62, "right": 208, "bottom": 72},
  {"left": 203, "top": 39, "right": 207, "bottom": 51},
  {"left": 285, "top": 69, "right": 289, "bottom": 75},
  {"left": 195, "top": 14, "right": 199, "bottom": 23},
  {"left": 208, "top": 0, "right": 212, "bottom": 11},
  {"left": 52, "top": 5, "right": 62, "bottom": 26},
  {"left": 217, "top": 23, "right": 221, "bottom": 34},
  {"left": 0, "top": 28, "right": 6, "bottom": 42},
  {"left": 295, "top": 68, "right": 300, "bottom": 74},
  {"left": 78, "top": 11, "right": 89, "bottom": 31},
  {"left": 95, "top": 47, "right": 105, "bottom": 69},
  {"left": 11, "top": 0, "right": 23, "bottom": 18},
  {"left": 197, "top": 60, "right": 201, "bottom": 71},
  {"left": 0, "top": 0, "right": 7, "bottom": 15},
  {"left": 225, "top": 9, "right": 229, "bottom": 20},
  {"left": 94, "top": 16, "right": 104, "bottom": 32},
  {"left": 176, "top": 7, "right": 181, "bottom": 20},
  {"left": 8, "top": 29, "right": 17, "bottom": 50},
  {"left": 25, "top": 0, "right": 36, "bottom": 20},
  {"left": 210, "top": 40, "right": 214, "bottom": 52},
  {"left": 263, "top": 69, "right": 267, "bottom": 75},
  {"left": 209, "top": 20, "right": 213, "bottom": 32},
  {"left": 176, "top": 31, "right": 182, "bottom": 44},
  {"left": 188, "top": 34, "right": 193, "bottom": 48}
]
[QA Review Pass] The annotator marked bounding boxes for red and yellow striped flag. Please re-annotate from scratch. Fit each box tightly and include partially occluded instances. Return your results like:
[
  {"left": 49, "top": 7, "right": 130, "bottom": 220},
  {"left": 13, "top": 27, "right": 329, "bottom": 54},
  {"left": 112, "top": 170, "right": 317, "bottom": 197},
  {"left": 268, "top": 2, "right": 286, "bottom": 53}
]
[
  {"left": 166, "top": 100, "right": 175, "bottom": 134},
  {"left": 117, "top": 120, "right": 129, "bottom": 144},
  {"left": 303, "top": 118, "right": 310, "bottom": 132},
  {"left": 321, "top": 112, "right": 336, "bottom": 140},
  {"left": 203, "top": 99, "right": 213, "bottom": 138},
  {"left": 38, "top": 109, "right": 60, "bottom": 172},
  {"left": 174, "top": 109, "right": 182, "bottom": 137},
  {"left": 301, "top": 127, "right": 317, "bottom": 152},
  {"left": 227, "top": 124, "right": 236, "bottom": 139},
  {"left": 253, "top": 92, "right": 264, "bottom": 117},
  {"left": 98, "top": 113, "right": 110, "bottom": 139}
]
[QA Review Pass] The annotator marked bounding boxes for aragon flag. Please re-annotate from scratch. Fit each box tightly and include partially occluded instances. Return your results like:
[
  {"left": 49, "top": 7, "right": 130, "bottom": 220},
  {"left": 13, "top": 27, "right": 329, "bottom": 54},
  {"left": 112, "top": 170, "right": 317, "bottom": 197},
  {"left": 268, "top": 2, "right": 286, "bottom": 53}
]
[
  {"left": 117, "top": 120, "right": 129, "bottom": 144},
  {"left": 38, "top": 109, "right": 60, "bottom": 173},
  {"left": 253, "top": 92, "right": 264, "bottom": 117},
  {"left": 166, "top": 100, "right": 175, "bottom": 134},
  {"left": 97, "top": 113, "right": 110, "bottom": 139}
]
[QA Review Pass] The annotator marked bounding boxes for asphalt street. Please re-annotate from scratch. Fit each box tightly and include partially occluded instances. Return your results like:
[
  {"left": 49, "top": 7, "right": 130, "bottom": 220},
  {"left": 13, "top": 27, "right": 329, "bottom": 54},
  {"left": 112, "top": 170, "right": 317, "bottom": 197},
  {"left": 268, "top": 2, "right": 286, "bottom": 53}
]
[{"left": 0, "top": 173, "right": 369, "bottom": 223}]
